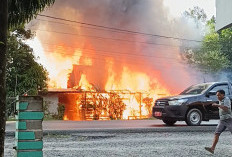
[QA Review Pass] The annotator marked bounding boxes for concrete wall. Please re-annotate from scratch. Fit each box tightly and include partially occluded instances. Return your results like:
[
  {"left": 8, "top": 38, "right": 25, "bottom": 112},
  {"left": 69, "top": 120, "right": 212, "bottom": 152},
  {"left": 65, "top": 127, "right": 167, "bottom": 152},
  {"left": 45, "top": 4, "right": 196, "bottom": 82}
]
[
  {"left": 216, "top": 0, "right": 232, "bottom": 31},
  {"left": 43, "top": 94, "right": 59, "bottom": 115}
]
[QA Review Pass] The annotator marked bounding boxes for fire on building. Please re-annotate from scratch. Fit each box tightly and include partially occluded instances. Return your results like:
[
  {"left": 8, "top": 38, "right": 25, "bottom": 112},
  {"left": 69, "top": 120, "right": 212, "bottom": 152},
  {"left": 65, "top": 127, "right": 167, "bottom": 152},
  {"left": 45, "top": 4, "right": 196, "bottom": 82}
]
[
  {"left": 35, "top": 0, "right": 202, "bottom": 120},
  {"left": 41, "top": 63, "right": 170, "bottom": 121},
  {"left": 42, "top": 89, "right": 156, "bottom": 121}
]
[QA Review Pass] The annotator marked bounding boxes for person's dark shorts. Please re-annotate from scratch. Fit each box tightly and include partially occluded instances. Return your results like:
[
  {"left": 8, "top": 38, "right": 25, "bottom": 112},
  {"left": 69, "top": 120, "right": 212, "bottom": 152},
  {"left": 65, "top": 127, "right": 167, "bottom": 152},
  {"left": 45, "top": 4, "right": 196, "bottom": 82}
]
[{"left": 215, "top": 118, "right": 232, "bottom": 135}]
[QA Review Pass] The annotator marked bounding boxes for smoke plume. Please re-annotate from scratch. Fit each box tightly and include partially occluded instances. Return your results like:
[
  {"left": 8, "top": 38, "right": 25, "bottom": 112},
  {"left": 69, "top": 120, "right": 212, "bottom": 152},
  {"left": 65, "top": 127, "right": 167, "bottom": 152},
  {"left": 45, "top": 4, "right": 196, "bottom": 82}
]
[{"left": 30, "top": 0, "right": 207, "bottom": 94}]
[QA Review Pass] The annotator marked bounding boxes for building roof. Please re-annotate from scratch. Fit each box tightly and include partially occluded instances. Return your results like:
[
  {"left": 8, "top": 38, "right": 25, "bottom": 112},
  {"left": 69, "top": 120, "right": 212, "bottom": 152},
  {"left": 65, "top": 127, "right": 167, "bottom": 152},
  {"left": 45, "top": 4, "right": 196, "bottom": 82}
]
[{"left": 39, "top": 88, "right": 83, "bottom": 95}]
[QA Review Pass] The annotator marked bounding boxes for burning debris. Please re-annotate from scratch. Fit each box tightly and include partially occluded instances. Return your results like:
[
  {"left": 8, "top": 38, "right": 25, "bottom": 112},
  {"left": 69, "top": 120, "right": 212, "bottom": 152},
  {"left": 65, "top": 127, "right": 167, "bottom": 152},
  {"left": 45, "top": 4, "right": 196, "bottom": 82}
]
[{"left": 57, "top": 90, "right": 155, "bottom": 121}]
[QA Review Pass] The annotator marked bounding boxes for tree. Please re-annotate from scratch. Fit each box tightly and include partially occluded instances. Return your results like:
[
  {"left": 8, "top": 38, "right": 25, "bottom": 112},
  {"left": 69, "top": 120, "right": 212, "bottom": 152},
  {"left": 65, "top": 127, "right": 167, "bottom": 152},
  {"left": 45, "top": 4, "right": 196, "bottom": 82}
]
[
  {"left": 185, "top": 49, "right": 230, "bottom": 73},
  {"left": 219, "top": 27, "right": 232, "bottom": 61},
  {"left": 183, "top": 6, "right": 207, "bottom": 29},
  {"left": 0, "top": 1, "right": 55, "bottom": 156},
  {"left": 6, "top": 27, "right": 48, "bottom": 115},
  {"left": 0, "top": 1, "right": 8, "bottom": 156},
  {"left": 183, "top": 8, "right": 230, "bottom": 74},
  {"left": 184, "top": 6, "right": 207, "bottom": 23}
]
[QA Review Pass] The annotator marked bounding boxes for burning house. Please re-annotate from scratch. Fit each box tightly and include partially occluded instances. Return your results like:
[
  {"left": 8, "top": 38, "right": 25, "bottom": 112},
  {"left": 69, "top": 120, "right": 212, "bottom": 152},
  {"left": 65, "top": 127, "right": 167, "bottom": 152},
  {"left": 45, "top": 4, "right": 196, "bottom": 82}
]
[
  {"left": 34, "top": 0, "right": 204, "bottom": 120},
  {"left": 42, "top": 63, "right": 162, "bottom": 120},
  {"left": 41, "top": 88, "right": 157, "bottom": 120}
]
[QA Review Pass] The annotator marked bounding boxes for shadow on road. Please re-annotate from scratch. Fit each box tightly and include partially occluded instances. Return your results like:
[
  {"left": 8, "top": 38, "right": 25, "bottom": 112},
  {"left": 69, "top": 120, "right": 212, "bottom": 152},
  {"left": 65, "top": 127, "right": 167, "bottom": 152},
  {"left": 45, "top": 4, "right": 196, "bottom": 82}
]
[
  {"left": 150, "top": 124, "right": 186, "bottom": 127},
  {"left": 150, "top": 124, "right": 217, "bottom": 127}
]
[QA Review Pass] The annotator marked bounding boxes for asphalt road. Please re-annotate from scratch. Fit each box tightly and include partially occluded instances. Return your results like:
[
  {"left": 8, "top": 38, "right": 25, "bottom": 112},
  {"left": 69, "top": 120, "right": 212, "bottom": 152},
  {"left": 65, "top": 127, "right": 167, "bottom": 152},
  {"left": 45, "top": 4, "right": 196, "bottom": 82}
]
[
  {"left": 5, "top": 120, "right": 232, "bottom": 157},
  {"left": 6, "top": 119, "right": 219, "bottom": 133}
]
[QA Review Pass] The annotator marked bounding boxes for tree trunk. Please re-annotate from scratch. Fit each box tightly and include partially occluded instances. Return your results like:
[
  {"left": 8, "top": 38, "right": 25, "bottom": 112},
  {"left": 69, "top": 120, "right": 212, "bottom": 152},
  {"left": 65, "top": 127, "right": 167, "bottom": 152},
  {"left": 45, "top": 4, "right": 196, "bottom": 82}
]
[{"left": 0, "top": 0, "right": 8, "bottom": 156}]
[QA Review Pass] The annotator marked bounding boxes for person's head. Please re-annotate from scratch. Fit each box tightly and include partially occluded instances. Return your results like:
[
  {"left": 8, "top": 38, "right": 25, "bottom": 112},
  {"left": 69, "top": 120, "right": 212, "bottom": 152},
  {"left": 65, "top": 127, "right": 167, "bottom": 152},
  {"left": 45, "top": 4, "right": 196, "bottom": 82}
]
[{"left": 216, "top": 90, "right": 225, "bottom": 101}]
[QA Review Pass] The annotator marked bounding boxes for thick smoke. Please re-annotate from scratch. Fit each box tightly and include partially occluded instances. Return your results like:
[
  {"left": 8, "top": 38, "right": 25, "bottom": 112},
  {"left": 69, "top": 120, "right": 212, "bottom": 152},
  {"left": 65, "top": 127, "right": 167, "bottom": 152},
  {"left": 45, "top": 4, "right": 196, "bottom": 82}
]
[{"left": 32, "top": 0, "right": 208, "bottom": 93}]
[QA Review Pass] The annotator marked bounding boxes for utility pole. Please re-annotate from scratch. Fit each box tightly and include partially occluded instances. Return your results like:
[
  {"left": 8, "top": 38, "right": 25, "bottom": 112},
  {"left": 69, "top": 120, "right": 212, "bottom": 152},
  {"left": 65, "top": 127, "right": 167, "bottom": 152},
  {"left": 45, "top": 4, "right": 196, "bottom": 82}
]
[{"left": 15, "top": 74, "right": 18, "bottom": 96}]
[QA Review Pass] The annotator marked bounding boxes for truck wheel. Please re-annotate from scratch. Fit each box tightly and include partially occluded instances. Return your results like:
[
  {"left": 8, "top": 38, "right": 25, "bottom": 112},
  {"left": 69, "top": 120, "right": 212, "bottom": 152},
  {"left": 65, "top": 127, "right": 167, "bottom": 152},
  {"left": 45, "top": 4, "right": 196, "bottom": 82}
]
[
  {"left": 186, "top": 108, "right": 202, "bottom": 126},
  {"left": 162, "top": 119, "right": 177, "bottom": 126}
]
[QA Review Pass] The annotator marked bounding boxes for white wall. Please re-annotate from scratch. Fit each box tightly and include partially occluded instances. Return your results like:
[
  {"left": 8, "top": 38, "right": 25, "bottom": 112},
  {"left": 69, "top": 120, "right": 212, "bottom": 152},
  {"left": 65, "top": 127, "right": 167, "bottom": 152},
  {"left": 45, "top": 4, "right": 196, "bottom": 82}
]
[
  {"left": 216, "top": 0, "right": 232, "bottom": 31},
  {"left": 43, "top": 94, "right": 59, "bottom": 115}
]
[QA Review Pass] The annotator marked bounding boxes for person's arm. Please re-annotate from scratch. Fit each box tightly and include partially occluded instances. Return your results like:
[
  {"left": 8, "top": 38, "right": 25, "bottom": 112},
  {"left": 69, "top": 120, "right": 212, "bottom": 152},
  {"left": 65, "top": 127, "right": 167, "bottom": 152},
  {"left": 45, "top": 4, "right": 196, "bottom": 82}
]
[
  {"left": 212, "top": 100, "right": 230, "bottom": 112},
  {"left": 219, "top": 105, "right": 229, "bottom": 111}
]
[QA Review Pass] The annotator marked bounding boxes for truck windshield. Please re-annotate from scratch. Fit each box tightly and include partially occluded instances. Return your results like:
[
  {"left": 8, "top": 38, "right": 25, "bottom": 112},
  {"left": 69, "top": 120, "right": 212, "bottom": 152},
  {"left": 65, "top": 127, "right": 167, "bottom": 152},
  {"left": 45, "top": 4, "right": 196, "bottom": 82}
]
[{"left": 180, "top": 83, "right": 212, "bottom": 95}]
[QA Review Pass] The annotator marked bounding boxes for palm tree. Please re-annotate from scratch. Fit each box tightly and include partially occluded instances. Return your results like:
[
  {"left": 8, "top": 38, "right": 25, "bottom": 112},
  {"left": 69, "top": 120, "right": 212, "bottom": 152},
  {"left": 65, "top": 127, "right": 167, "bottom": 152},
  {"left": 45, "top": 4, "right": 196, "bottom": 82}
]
[{"left": 0, "top": 1, "right": 55, "bottom": 156}]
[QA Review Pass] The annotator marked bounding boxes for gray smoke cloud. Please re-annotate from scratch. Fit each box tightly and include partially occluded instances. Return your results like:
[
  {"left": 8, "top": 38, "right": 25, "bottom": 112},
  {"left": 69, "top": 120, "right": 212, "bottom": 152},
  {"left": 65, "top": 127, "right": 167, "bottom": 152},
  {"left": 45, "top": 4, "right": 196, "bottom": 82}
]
[{"left": 30, "top": 0, "right": 210, "bottom": 93}]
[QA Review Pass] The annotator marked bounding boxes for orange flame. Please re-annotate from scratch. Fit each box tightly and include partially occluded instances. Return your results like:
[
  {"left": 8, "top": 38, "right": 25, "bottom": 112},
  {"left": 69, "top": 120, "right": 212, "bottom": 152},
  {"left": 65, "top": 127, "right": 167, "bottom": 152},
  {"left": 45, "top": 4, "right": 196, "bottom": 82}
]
[
  {"left": 46, "top": 46, "right": 84, "bottom": 88},
  {"left": 40, "top": 43, "right": 178, "bottom": 120},
  {"left": 104, "top": 60, "right": 172, "bottom": 119},
  {"left": 63, "top": 115, "right": 69, "bottom": 120}
]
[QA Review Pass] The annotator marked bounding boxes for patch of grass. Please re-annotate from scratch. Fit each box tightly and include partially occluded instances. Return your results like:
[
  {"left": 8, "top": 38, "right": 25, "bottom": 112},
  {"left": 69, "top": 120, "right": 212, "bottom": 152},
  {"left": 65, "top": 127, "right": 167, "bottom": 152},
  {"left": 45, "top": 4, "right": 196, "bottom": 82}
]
[
  {"left": 7, "top": 116, "right": 16, "bottom": 121},
  {"left": 43, "top": 115, "right": 57, "bottom": 121}
]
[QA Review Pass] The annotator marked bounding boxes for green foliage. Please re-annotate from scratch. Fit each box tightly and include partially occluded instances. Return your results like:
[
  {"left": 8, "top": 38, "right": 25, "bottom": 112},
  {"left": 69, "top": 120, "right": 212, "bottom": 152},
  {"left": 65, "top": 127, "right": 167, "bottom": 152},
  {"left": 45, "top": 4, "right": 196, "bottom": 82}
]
[
  {"left": 54, "top": 103, "right": 65, "bottom": 120},
  {"left": 201, "top": 32, "right": 220, "bottom": 51},
  {"left": 43, "top": 101, "right": 51, "bottom": 120},
  {"left": 206, "top": 16, "right": 216, "bottom": 32},
  {"left": 43, "top": 101, "right": 66, "bottom": 120},
  {"left": 8, "top": 0, "right": 55, "bottom": 29},
  {"left": 187, "top": 50, "right": 230, "bottom": 73},
  {"left": 183, "top": 10, "right": 231, "bottom": 73},
  {"left": 6, "top": 27, "right": 48, "bottom": 97},
  {"left": 219, "top": 27, "right": 232, "bottom": 61}
]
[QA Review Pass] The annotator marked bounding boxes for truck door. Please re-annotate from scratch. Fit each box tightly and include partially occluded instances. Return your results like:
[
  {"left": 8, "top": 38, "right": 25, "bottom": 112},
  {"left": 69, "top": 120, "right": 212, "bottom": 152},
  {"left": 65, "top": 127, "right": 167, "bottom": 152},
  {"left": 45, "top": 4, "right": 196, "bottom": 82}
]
[
  {"left": 229, "top": 83, "right": 232, "bottom": 106},
  {"left": 204, "top": 84, "right": 230, "bottom": 119}
]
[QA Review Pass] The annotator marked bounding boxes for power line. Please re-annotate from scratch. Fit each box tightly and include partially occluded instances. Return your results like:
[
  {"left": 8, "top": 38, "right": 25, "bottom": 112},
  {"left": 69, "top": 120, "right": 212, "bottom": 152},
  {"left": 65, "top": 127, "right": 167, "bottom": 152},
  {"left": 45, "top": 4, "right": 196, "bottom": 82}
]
[
  {"left": 34, "top": 18, "right": 142, "bottom": 36},
  {"left": 42, "top": 48, "right": 182, "bottom": 65},
  {"left": 40, "top": 42, "right": 180, "bottom": 60},
  {"left": 41, "top": 49, "right": 187, "bottom": 68},
  {"left": 31, "top": 28, "right": 182, "bottom": 48},
  {"left": 33, "top": 18, "right": 201, "bottom": 49},
  {"left": 37, "top": 14, "right": 202, "bottom": 43},
  {"left": 33, "top": 18, "right": 199, "bottom": 47}
]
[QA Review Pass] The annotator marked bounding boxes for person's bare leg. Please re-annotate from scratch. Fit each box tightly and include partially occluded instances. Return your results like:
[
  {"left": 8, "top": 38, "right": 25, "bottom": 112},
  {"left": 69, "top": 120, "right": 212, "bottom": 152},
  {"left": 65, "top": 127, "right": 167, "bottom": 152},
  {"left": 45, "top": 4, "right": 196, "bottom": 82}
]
[
  {"left": 211, "top": 134, "right": 220, "bottom": 151},
  {"left": 205, "top": 134, "right": 219, "bottom": 154}
]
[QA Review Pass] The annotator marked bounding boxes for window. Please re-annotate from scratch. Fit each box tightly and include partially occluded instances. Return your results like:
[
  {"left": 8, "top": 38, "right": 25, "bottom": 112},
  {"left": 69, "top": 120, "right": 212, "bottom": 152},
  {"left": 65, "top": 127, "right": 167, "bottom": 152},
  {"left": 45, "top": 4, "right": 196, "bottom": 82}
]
[
  {"left": 180, "top": 83, "right": 212, "bottom": 95},
  {"left": 209, "top": 84, "right": 229, "bottom": 95}
]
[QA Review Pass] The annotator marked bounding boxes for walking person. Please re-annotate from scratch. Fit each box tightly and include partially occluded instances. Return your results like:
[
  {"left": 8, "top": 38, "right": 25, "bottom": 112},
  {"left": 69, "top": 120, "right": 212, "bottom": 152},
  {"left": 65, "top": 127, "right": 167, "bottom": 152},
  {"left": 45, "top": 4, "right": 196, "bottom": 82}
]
[{"left": 205, "top": 89, "right": 232, "bottom": 154}]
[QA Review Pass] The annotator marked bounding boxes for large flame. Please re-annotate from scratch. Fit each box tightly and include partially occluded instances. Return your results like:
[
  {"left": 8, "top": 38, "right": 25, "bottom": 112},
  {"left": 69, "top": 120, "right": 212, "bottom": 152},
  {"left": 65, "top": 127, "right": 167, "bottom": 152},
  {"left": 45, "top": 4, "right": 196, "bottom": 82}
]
[
  {"left": 103, "top": 61, "right": 172, "bottom": 119},
  {"left": 47, "top": 44, "right": 176, "bottom": 120},
  {"left": 46, "top": 46, "right": 83, "bottom": 88}
]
